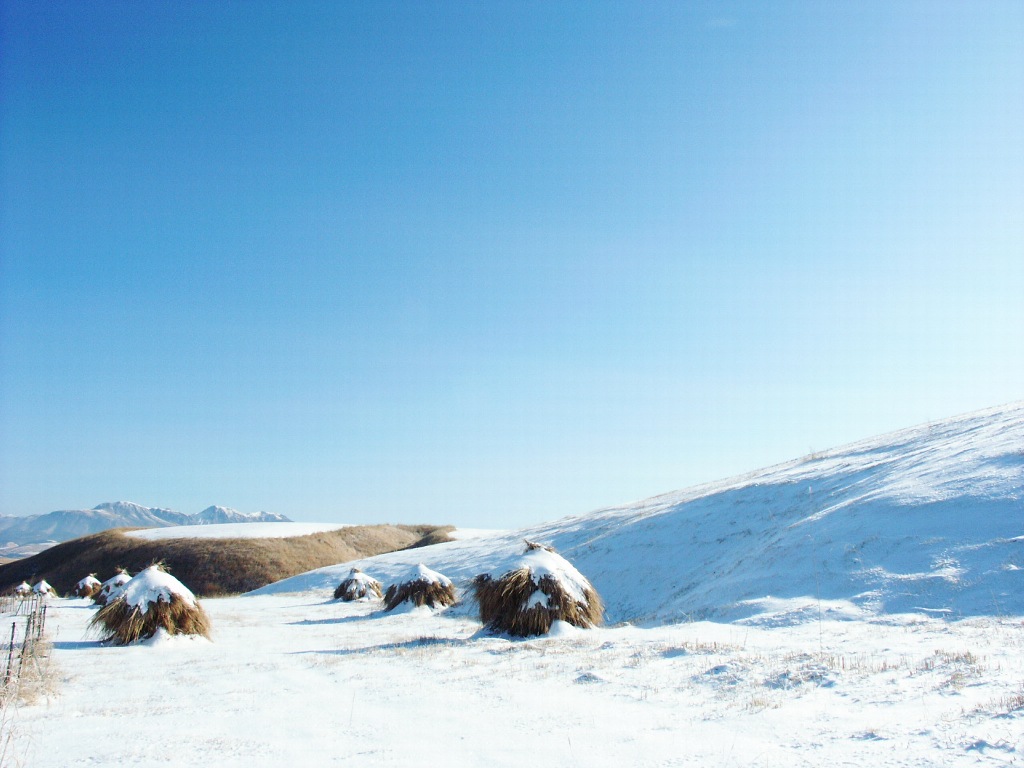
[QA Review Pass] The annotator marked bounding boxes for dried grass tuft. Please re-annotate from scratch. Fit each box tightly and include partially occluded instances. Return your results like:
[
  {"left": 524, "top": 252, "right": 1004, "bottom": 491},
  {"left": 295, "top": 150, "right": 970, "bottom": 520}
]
[
  {"left": 90, "top": 593, "right": 211, "bottom": 645},
  {"left": 473, "top": 547, "right": 603, "bottom": 637},
  {"left": 334, "top": 568, "right": 383, "bottom": 601},
  {"left": 383, "top": 576, "right": 456, "bottom": 611}
]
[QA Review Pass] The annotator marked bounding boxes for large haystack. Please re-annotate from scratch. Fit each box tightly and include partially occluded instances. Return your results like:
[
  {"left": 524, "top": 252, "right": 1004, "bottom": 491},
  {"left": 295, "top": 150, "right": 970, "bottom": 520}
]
[
  {"left": 334, "top": 568, "right": 383, "bottom": 601},
  {"left": 473, "top": 541, "right": 603, "bottom": 637},
  {"left": 94, "top": 569, "right": 132, "bottom": 606},
  {"left": 74, "top": 574, "right": 102, "bottom": 599},
  {"left": 14, "top": 581, "right": 31, "bottom": 597},
  {"left": 90, "top": 564, "right": 211, "bottom": 645},
  {"left": 32, "top": 579, "right": 57, "bottom": 597},
  {"left": 383, "top": 564, "right": 457, "bottom": 611}
]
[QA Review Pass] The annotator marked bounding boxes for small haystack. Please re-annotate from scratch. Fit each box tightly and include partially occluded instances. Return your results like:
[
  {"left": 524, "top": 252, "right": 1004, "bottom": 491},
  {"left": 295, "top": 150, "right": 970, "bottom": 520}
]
[
  {"left": 74, "top": 574, "right": 103, "bottom": 599},
  {"left": 94, "top": 569, "right": 132, "bottom": 606},
  {"left": 472, "top": 541, "right": 603, "bottom": 637},
  {"left": 32, "top": 579, "right": 57, "bottom": 597},
  {"left": 334, "top": 568, "right": 383, "bottom": 601},
  {"left": 90, "top": 564, "right": 211, "bottom": 645},
  {"left": 14, "top": 582, "right": 31, "bottom": 597},
  {"left": 383, "top": 564, "right": 457, "bottom": 611}
]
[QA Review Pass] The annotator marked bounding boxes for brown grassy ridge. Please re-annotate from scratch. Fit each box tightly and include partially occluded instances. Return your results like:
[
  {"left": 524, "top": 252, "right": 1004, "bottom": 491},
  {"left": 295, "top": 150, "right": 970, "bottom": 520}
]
[{"left": 0, "top": 524, "right": 454, "bottom": 597}]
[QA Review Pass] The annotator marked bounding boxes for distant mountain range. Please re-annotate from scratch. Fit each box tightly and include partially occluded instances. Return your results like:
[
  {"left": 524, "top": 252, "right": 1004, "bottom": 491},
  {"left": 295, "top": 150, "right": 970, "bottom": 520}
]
[{"left": 0, "top": 501, "right": 291, "bottom": 557}]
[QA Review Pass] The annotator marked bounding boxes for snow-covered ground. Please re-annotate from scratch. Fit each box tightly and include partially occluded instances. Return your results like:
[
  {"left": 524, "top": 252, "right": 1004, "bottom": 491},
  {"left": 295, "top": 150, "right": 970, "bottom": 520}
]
[
  {"left": 22, "top": 596, "right": 1024, "bottom": 767},
  {"left": 12, "top": 402, "right": 1024, "bottom": 766},
  {"left": 127, "top": 522, "right": 353, "bottom": 541}
]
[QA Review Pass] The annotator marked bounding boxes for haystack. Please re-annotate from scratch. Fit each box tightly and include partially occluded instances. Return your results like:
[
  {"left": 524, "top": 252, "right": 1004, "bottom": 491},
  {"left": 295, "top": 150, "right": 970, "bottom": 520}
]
[
  {"left": 74, "top": 574, "right": 102, "bottom": 599},
  {"left": 14, "top": 582, "right": 31, "bottom": 597},
  {"left": 334, "top": 568, "right": 383, "bottom": 601},
  {"left": 90, "top": 564, "right": 211, "bottom": 645},
  {"left": 32, "top": 579, "right": 57, "bottom": 597},
  {"left": 94, "top": 568, "right": 132, "bottom": 606},
  {"left": 472, "top": 541, "right": 603, "bottom": 637},
  {"left": 383, "top": 564, "right": 457, "bottom": 611}
]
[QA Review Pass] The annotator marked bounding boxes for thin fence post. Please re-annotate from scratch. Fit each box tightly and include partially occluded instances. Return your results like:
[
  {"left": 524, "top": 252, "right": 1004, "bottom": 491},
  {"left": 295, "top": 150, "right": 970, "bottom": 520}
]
[{"left": 3, "top": 622, "right": 15, "bottom": 688}]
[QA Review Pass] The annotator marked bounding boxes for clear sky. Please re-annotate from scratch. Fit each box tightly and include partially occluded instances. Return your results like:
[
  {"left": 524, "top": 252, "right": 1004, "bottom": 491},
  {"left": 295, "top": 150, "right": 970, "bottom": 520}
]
[{"left": 1, "top": 2, "right": 1021, "bottom": 526}]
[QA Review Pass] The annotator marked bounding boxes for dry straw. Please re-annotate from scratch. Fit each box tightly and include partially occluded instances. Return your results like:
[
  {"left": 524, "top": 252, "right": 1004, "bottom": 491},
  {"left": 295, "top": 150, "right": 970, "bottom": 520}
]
[
  {"left": 32, "top": 580, "right": 57, "bottom": 597},
  {"left": 90, "top": 565, "right": 211, "bottom": 645},
  {"left": 334, "top": 568, "right": 383, "bottom": 601},
  {"left": 93, "top": 568, "right": 132, "bottom": 606},
  {"left": 473, "top": 541, "right": 603, "bottom": 637},
  {"left": 74, "top": 575, "right": 102, "bottom": 599},
  {"left": 383, "top": 565, "right": 457, "bottom": 611}
]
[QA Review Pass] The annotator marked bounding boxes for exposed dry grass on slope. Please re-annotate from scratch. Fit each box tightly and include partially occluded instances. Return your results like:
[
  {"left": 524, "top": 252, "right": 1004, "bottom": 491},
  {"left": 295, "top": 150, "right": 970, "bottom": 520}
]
[{"left": 0, "top": 524, "right": 453, "bottom": 597}]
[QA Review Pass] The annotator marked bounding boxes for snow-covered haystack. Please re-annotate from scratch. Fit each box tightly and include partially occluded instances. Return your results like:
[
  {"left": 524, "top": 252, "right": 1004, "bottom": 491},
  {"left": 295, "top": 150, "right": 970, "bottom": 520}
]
[
  {"left": 33, "top": 579, "right": 57, "bottom": 597},
  {"left": 14, "top": 581, "right": 31, "bottom": 597},
  {"left": 74, "top": 574, "right": 102, "bottom": 599},
  {"left": 334, "top": 568, "right": 383, "bottom": 601},
  {"left": 383, "top": 564, "right": 456, "bottom": 611},
  {"left": 94, "top": 569, "right": 132, "bottom": 606},
  {"left": 90, "top": 565, "right": 211, "bottom": 645},
  {"left": 473, "top": 541, "right": 603, "bottom": 636}
]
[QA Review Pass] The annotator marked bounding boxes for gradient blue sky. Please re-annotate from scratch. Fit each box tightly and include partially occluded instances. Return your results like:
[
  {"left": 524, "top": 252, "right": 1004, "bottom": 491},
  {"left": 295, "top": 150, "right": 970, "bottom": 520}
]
[{"left": 1, "top": 2, "right": 1022, "bottom": 525}]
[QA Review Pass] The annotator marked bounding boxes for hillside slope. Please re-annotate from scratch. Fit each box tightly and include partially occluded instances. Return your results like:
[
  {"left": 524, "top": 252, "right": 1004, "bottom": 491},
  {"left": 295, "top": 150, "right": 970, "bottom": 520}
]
[
  {"left": 0, "top": 524, "right": 452, "bottom": 596},
  {"left": 259, "top": 402, "right": 1024, "bottom": 624}
]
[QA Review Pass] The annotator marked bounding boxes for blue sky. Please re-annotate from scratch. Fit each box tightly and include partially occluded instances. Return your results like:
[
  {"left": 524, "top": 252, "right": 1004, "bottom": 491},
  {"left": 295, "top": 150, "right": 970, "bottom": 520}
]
[{"left": 2, "top": 2, "right": 1022, "bottom": 525}]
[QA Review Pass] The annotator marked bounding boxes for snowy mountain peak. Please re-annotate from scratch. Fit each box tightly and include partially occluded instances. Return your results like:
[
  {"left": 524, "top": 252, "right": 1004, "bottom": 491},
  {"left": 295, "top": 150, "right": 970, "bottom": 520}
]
[
  {"left": 0, "top": 502, "right": 291, "bottom": 555},
  {"left": 193, "top": 506, "right": 291, "bottom": 524},
  {"left": 92, "top": 501, "right": 175, "bottom": 517}
]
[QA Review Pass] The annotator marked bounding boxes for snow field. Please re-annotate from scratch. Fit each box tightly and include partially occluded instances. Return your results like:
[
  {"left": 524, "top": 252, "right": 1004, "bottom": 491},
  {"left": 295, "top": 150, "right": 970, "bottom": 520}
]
[
  {"left": 127, "top": 522, "right": 353, "bottom": 541},
  {"left": 21, "top": 593, "right": 1024, "bottom": 767},
  {"left": 13, "top": 402, "right": 1024, "bottom": 765}
]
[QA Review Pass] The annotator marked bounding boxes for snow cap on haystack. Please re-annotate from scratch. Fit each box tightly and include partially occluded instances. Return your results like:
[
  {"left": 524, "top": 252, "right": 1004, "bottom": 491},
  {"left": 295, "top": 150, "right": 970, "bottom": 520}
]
[
  {"left": 383, "top": 563, "right": 456, "bottom": 611},
  {"left": 33, "top": 579, "right": 57, "bottom": 597},
  {"left": 89, "top": 564, "right": 211, "bottom": 645},
  {"left": 14, "top": 582, "right": 31, "bottom": 596},
  {"left": 473, "top": 541, "right": 604, "bottom": 637},
  {"left": 94, "top": 568, "right": 132, "bottom": 606},
  {"left": 74, "top": 574, "right": 102, "bottom": 599},
  {"left": 334, "top": 568, "right": 383, "bottom": 601}
]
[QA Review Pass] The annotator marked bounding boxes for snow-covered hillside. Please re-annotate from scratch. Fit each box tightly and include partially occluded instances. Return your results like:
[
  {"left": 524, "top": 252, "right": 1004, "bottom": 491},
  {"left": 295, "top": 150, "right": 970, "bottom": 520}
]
[
  {"left": 261, "top": 402, "right": 1024, "bottom": 624},
  {"left": 15, "top": 403, "right": 1024, "bottom": 768},
  {"left": 128, "top": 522, "right": 352, "bottom": 541}
]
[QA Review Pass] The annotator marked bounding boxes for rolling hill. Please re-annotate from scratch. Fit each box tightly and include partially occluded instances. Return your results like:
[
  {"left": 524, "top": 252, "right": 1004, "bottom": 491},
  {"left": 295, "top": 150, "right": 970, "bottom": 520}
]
[
  {"left": 260, "top": 401, "right": 1024, "bottom": 624},
  {"left": 0, "top": 523, "right": 452, "bottom": 596}
]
